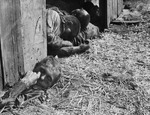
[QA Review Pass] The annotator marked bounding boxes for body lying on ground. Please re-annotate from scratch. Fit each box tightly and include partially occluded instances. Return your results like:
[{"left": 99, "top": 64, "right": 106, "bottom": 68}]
[
  {"left": 47, "top": 7, "right": 100, "bottom": 57},
  {"left": 0, "top": 56, "right": 61, "bottom": 109}
]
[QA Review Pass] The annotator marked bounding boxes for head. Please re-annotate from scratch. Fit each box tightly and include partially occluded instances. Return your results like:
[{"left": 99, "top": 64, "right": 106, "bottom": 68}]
[
  {"left": 71, "top": 8, "right": 90, "bottom": 31},
  {"left": 33, "top": 56, "right": 61, "bottom": 89},
  {"left": 60, "top": 15, "right": 81, "bottom": 41}
]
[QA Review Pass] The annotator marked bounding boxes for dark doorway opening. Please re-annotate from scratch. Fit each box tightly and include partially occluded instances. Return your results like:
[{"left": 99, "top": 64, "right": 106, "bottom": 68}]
[{"left": 46, "top": 0, "right": 84, "bottom": 14}]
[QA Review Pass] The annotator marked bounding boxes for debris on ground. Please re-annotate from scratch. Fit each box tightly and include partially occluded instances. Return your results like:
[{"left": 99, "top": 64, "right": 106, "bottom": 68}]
[{"left": 112, "top": 0, "right": 150, "bottom": 24}]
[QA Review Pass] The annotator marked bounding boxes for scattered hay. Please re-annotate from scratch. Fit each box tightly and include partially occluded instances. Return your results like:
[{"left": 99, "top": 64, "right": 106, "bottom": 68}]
[{"left": 2, "top": 22, "right": 150, "bottom": 115}]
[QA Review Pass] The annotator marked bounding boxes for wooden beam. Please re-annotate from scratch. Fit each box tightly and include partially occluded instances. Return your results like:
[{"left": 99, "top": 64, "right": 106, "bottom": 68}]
[
  {"left": 0, "top": 0, "right": 47, "bottom": 87},
  {"left": 114, "top": 0, "right": 118, "bottom": 19},
  {"left": 107, "top": 0, "right": 112, "bottom": 27},
  {"left": 106, "top": 0, "right": 123, "bottom": 28},
  {"left": 20, "top": 0, "right": 47, "bottom": 72},
  {"left": 0, "top": 0, "right": 24, "bottom": 86},
  {"left": 117, "top": 0, "right": 123, "bottom": 16}
]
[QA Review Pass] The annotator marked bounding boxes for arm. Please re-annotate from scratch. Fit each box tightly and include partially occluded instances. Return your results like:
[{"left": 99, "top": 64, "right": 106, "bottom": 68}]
[
  {"left": 0, "top": 71, "right": 41, "bottom": 106},
  {"left": 48, "top": 35, "right": 73, "bottom": 50}
]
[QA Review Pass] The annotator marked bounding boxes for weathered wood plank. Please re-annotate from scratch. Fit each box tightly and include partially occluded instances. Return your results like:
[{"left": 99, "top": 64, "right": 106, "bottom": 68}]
[
  {"left": 111, "top": 0, "right": 117, "bottom": 20},
  {"left": 107, "top": 0, "right": 109, "bottom": 27},
  {"left": 0, "top": 0, "right": 24, "bottom": 86},
  {"left": 0, "top": 0, "right": 47, "bottom": 87},
  {"left": 106, "top": 0, "right": 123, "bottom": 27},
  {"left": 118, "top": 0, "right": 123, "bottom": 16},
  {"left": 114, "top": 0, "right": 118, "bottom": 19},
  {"left": 112, "top": 0, "right": 115, "bottom": 19},
  {"left": 20, "top": 0, "right": 47, "bottom": 72},
  {"left": 107, "top": 0, "right": 113, "bottom": 27}
]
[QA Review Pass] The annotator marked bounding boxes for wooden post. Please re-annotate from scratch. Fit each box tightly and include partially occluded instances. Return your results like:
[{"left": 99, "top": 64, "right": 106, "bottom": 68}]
[
  {"left": 20, "top": 0, "right": 47, "bottom": 72},
  {"left": 0, "top": 0, "right": 47, "bottom": 87},
  {"left": 107, "top": 0, "right": 112, "bottom": 27},
  {"left": 117, "top": 0, "right": 123, "bottom": 16},
  {"left": 0, "top": 0, "right": 23, "bottom": 86},
  {"left": 100, "top": 0, "right": 123, "bottom": 28}
]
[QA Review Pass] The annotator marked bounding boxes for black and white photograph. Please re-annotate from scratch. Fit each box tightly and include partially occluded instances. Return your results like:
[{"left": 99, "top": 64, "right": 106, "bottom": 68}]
[{"left": 1, "top": 0, "right": 150, "bottom": 114}]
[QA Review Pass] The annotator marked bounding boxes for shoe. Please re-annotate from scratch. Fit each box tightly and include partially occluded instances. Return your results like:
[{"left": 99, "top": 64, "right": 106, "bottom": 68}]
[{"left": 77, "top": 44, "right": 90, "bottom": 53}]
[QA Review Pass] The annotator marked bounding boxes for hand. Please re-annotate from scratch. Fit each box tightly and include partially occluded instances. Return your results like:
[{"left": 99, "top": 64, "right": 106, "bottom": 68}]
[
  {"left": 21, "top": 71, "right": 41, "bottom": 87},
  {"left": 61, "top": 41, "right": 73, "bottom": 47}
]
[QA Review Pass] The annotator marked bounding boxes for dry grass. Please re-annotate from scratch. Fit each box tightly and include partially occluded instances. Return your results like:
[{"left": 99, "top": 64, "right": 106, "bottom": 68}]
[{"left": 3, "top": 23, "right": 150, "bottom": 114}]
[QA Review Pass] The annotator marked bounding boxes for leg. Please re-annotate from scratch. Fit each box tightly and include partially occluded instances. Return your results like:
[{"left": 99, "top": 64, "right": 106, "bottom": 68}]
[{"left": 57, "top": 45, "right": 90, "bottom": 57}]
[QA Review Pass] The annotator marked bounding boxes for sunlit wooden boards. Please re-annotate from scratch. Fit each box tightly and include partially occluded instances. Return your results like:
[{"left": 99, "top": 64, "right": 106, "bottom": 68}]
[
  {"left": 0, "top": 0, "right": 23, "bottom": 87},
  {"left": 118, "top": 0, "right": 123, "bottom": 16},
  {"left": 0, "top": 0, "right": 47, "bottom": 87},
  {"left": 107, "top": 0, "right": 123, "bottom": 27},
  {"left": 20, "top": 0, "right": 47, "bottom": 72}
]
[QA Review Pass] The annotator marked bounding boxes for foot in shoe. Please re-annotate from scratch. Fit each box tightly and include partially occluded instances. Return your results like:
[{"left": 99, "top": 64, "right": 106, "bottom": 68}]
[{"left": 79, "top": 44, "right": 90, "bottom": 53}]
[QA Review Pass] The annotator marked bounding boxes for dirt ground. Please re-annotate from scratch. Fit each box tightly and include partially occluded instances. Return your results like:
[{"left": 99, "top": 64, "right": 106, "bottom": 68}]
[{"left": 2, "top": 0, "right": 150, "bottom": 115}]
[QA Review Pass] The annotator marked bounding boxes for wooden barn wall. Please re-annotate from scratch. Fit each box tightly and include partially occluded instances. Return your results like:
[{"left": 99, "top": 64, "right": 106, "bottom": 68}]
[
  {"left": 107, "top": 0, "right": 123, "bottom": 27},
  {"left": 20, "top": 0, "right": 47, "bottom": 72},
  {"left": 0, "top": 0, "right": 47, "bottom": 87},
  {"left": 0, "top": 0, "right": 24, "bottom": 86}
]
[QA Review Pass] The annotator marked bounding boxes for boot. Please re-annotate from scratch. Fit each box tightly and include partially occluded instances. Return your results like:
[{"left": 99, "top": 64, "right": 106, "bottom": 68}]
[{"left": 72, "top": 44, "right": 90, "bottom": 54}]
